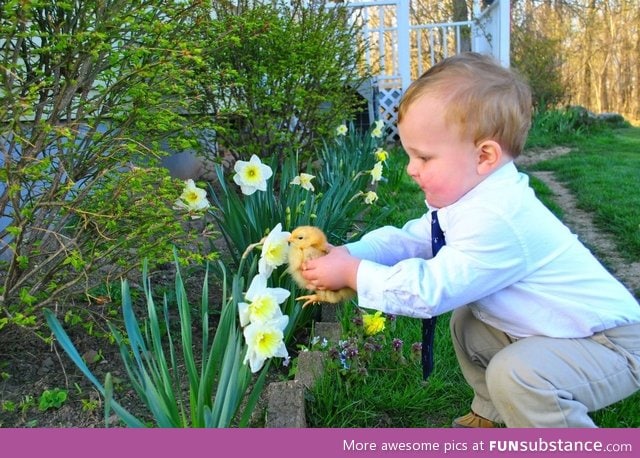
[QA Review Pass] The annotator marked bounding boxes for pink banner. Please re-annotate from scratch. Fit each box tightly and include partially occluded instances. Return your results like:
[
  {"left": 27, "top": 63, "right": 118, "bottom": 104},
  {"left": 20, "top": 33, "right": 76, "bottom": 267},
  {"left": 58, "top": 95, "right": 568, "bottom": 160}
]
[{"left": 1, "top": 428, "right": 637, "bottom": 458}]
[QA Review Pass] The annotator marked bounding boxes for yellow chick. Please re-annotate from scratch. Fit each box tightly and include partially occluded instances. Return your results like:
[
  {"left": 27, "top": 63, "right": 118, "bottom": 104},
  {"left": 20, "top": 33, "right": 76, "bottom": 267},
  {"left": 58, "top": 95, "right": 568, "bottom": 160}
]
[{"left": 287, "top": 226, "right": 356, "bottom": 308}]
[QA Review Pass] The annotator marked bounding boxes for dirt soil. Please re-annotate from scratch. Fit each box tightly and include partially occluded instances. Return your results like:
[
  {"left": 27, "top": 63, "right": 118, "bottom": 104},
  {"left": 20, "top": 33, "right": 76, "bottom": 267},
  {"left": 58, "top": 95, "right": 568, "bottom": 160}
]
[
  {"left": 0, "top": 320, "right": 142, "bottom": 428},
  {"left": 1, "top": 146, "right": 639, "bottom": 428},
  {"left": 0, "top": 268, "right": 211, "bottom": 428}
]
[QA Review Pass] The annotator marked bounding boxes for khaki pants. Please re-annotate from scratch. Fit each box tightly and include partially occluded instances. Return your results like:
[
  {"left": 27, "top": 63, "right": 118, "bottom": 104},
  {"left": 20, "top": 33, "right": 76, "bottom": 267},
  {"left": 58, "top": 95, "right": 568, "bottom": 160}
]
[{"left": 450, "top": 306, "right": 640, "bottom": 427}]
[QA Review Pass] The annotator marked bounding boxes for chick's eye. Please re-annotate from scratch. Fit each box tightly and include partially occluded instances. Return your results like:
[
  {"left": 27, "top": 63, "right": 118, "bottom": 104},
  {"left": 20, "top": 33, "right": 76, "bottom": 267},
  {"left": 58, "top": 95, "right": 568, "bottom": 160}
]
[{"left": 297, "top": 236, "right": 304, "bottom": 240}]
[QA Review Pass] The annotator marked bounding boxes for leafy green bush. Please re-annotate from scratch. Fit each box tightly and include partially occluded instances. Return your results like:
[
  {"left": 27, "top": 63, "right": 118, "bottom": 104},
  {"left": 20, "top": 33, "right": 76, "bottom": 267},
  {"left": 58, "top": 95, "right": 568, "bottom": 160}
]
[
  {"left": 0, "top": 0, "right": 218, "bottom": 327},
  {"left": 526, "top": 107, "right": 614, "bottom": 148},
  {"left": 204, "top": 0, "right": 367, "bottom": 161},
  {"left": 0, "top": 0, "right": 373, "bottom": 332},
  {"left": 511, "top": 20, "right": 565, "bottom": 109}
]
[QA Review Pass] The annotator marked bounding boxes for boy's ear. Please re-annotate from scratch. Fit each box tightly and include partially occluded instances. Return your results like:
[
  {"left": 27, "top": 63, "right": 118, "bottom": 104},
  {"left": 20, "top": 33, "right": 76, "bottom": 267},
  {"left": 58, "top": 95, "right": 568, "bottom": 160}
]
[{"left": 476, "top": 140, "right": 503, "bottom": 175}]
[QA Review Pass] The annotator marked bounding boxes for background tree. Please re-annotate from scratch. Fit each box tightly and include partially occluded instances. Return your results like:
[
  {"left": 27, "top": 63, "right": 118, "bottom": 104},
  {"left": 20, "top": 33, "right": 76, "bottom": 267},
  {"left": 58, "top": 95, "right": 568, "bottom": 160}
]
[
  {"left": 453, "top": 0, "right": 472, "bottom": 52},
  {"left": 511, "top": 0, "right": 565, "bottom": 108},
  {"left": 511, "top": 0, "right": 640, "bottom": 119},
  {"left": 410, "top": 0, "right": 473, "bottom": 76}
]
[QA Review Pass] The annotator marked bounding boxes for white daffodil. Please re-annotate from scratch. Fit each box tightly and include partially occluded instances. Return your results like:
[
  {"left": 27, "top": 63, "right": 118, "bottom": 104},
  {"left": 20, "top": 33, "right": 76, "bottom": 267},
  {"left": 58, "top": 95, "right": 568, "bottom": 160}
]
[
  {"left": 370, "top": 161, "right": 384, "bottom": 184},
  {"left": 364, "top": 190, "right": 379, "bottom": 205},
  {"left": 336, "top": 124, "right": 348, "bottom": 136},
  {"left": 290, "top": 173, "right": 315, "bottom": 192},
  {"left": 258, "top": 223, "right": 291, "bottom": 277},
  {"left": 371, "top": 120, "right": 385, "bottom": 138},
  {"left": 174, "top": 179, "right": 210, "bottom": 212},
  {"left": 374, "top": 147, "right": 389, "bottom": 162},
  {"left": 238, "top": 274, "right": 290, "bottom": 327},
  {"left": 243, "top": 315, "right": 289, "bottom": 373},
  {"left": 233, "top": 154, "right": 273, "bottom": 195}
]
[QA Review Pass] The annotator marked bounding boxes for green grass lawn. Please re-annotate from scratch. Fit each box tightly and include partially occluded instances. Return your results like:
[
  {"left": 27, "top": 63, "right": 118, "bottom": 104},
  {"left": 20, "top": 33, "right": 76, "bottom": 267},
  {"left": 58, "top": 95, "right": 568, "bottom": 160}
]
[
  {"left": 306, "top": 126, "right": 640, "bottom": 428},
  {"left": 306, "top": 310, "right": 471, "bottom": 428},
  {"left": 529, "top": 128, "right": 640, "bottom": 261}
]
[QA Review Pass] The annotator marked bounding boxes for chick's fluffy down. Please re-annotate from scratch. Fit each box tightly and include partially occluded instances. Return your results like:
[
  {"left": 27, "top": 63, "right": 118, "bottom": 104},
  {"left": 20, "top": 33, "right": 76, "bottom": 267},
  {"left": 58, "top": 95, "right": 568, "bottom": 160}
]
[{"left": 287, "top": 226, "right": 355, "bottom": 308}]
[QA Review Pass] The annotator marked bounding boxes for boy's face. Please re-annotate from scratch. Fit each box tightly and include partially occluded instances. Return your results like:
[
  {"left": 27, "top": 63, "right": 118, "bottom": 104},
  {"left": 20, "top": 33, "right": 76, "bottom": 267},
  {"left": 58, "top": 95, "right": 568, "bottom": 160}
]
[{"left": 398, "top": 93, "right": 486, "bottom": 209}]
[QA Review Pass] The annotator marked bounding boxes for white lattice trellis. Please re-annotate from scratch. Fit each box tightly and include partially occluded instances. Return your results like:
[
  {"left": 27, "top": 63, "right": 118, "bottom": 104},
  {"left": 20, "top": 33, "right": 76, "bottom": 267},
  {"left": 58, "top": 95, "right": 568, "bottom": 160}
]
[{"left": 373, "top": 77, "right": 403, "bottom": 140}]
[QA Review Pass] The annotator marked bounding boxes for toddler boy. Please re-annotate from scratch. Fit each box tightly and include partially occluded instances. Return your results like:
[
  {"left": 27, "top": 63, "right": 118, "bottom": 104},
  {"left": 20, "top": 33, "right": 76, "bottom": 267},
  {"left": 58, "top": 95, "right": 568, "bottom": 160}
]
[{"left": 302, "top": 52, "right": 640, "bottom": 427}]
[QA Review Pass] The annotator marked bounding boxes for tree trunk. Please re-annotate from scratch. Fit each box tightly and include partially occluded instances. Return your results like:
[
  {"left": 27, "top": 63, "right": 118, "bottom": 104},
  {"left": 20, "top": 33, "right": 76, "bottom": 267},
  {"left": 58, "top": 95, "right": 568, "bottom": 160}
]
[{"left": 452, "top": 0, "right": 471, "bottom": 52}]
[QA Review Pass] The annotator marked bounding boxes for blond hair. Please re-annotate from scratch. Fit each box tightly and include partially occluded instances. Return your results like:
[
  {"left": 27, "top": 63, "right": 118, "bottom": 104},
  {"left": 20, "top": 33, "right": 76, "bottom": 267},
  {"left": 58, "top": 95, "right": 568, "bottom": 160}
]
[{"left": 398, "top": 53, "right": 532, "bottom": 157}]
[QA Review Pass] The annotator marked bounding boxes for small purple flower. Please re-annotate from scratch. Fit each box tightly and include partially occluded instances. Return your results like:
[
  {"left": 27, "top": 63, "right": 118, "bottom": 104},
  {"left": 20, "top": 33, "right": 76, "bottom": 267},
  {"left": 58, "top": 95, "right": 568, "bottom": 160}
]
[
  {"left": 364, "top": 336, "right": 383, "bottom": 352},
  {"left": 411, "top": 342, "right": 422, "bottom": 354},
  {"left": 392, "top": 338, "right": 403, "bottom": 351},
  {"left": 363, "top": 341, "right": 377, "bottom": 353},
  {"left": 344, "top": 343, "right": 359, "bottom": 359}
]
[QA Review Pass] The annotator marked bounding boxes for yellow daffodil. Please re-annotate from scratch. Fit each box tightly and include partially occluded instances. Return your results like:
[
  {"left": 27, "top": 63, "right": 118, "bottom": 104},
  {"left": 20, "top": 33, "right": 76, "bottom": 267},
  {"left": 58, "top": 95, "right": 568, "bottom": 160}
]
[
  {"left": 290, "top": 173, "right": 315, "bottom": 191},
  {"left": 233, "top": 154, "right": 273, "bottom": 195},
  {"left": 243, "top": 315, "right": 289, "bottom": 373},
  {"left": 362, "top": 311, "right": 386, "bottom": 336},
  {"left": 336, "top": 124, "right": 348, "bottom": 136},
  {"left": 374, "top": 147, "right": 389, "bottom": 162},
  {"left": 259, "top": 223, "right": 291, "bottom": 277}
]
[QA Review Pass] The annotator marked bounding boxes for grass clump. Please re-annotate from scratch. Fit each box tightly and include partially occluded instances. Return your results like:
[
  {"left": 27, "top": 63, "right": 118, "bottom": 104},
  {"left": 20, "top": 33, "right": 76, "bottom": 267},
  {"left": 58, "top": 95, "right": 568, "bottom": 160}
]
[{"left": 306, "top": 304, "right": 472, "bottom": 428}]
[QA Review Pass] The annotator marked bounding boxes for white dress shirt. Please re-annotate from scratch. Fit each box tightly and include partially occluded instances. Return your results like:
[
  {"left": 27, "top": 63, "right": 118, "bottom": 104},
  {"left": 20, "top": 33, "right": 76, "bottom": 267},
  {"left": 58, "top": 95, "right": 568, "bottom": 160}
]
[{"left": 347, "top": 161, "right": 640, "bottom": 338}]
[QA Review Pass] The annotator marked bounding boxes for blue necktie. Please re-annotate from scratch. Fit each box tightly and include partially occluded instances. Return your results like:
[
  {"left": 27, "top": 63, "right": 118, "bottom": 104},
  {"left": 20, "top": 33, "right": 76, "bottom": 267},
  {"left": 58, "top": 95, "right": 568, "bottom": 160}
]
[{"left": 422, "top": 210, "right": 445, "bottom": 380}]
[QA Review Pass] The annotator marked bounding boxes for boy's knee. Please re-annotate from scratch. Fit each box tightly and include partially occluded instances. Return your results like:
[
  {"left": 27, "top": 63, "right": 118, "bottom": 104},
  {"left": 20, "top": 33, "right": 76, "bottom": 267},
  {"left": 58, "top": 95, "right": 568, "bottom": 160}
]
[
  {"left": 486, "top": 345, "right": 545, "bottom": 398},
  {"left": 485, "top": 352, "right": 524, "bottom": 409}
]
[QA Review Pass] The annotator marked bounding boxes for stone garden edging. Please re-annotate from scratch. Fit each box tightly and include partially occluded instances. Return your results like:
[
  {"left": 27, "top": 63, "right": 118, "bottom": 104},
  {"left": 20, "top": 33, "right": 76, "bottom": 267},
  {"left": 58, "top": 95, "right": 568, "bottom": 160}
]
[{"left": 264, "top": 305, "right": 342, "bottom": 427}]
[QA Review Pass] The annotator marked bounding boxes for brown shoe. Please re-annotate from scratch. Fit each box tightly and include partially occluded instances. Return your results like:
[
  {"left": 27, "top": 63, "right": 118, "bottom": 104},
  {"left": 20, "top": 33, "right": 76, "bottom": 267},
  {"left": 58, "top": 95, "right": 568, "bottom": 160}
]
[{"left": 452, "top": 411, "right": 495, "bottom": 428}]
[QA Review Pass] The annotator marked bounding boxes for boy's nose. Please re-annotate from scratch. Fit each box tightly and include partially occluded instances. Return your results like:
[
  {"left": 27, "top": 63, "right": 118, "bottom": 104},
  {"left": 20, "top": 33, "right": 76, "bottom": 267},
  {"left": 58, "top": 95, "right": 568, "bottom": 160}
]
[{"left": 406, "top": 159, "right": 418, "bottom": 178}]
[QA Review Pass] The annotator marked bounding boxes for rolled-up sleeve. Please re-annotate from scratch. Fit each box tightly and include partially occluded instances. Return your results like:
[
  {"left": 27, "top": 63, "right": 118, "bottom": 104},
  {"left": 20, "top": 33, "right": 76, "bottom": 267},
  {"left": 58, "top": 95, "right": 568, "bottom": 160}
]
[{"left": 345, "top": 213, "right": 433, "bottom": 265}]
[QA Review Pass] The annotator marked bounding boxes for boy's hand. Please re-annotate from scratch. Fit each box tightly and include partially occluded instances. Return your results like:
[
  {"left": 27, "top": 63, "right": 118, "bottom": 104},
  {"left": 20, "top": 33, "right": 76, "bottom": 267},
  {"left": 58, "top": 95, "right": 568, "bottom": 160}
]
[{"left": 301, "top": 246, "right": 360, "bottom": 291}]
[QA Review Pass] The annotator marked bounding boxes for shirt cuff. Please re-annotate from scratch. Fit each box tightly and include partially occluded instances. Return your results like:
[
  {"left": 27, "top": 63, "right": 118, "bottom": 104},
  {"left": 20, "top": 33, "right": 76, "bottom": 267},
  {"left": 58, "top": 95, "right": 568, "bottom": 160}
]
[
  {"left": 355, "top": 259, "right": 392, "bottom": 313},
  {"left": 344, "top": 241, "right": 371, "bottom": 260},
  {"left": 355, "top": 259, "right": 438, "bottom": 319}
]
